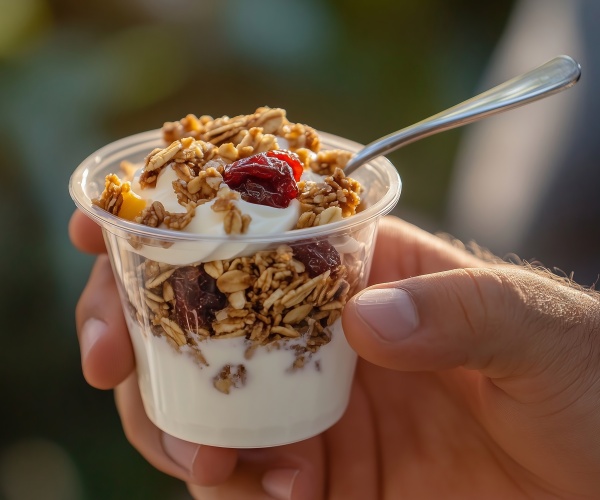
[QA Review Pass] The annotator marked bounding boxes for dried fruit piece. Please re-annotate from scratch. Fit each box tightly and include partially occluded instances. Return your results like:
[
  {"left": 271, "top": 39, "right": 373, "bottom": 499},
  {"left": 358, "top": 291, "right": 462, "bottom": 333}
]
[
  {"left": 266, "top": 150, "right": 304, "bottom": 181},
  {"left": 168, "top": 267, "right": 227, "bottom": 331},
  {"left": 117, "top": 188, "right": 147, "bottom": 221},
  {"left": 222, "top": 151, "right": 300, "bottom": 208},
  {"left": 292, "top": 240, "right": 341, "bottom": 277}
]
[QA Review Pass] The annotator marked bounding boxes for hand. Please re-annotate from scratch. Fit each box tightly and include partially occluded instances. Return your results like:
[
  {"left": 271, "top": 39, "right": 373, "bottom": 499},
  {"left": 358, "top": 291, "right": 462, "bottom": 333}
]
[{"left": 70, "top": 211, "right": 600, "bottom": 499}]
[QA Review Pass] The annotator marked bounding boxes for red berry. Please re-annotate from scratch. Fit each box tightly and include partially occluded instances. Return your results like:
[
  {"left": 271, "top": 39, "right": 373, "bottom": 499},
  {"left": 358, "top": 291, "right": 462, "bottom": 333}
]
[
  {"left": 292, "top": 240, "right": 341, "bottom": 277},
  {"left": 222, "top": 151, "right": 300, "bottom": 208},
  {"left": 266, "top": 150, "right": 304, "bottom": 181}
]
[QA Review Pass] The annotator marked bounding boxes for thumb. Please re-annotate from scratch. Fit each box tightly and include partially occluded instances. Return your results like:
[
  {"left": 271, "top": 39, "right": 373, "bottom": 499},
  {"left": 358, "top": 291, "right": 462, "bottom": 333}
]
[{"left": 343, "top": 267, "right": 600, "bottom": 382}]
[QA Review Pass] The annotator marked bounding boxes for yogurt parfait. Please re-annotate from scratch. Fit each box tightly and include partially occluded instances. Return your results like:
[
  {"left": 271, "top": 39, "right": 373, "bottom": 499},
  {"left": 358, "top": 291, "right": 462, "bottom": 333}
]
[{"left": 70, "top": 107, "right": 400, "bottom": 447}]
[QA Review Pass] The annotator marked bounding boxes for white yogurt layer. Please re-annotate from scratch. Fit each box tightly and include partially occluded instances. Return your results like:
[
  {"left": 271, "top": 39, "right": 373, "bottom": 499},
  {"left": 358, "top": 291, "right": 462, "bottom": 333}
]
[
  {"left": 129, "top": 166, "right": 301, "bottom": 265},
  {"left": 127, "top": 316, "right": 357, "bottom": 447}
]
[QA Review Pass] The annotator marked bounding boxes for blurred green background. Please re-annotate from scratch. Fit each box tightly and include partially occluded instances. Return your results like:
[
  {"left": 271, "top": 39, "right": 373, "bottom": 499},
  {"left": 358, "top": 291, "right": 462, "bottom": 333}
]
[{"left": 11, "top": 0, "right": 591, "bottom": 498}]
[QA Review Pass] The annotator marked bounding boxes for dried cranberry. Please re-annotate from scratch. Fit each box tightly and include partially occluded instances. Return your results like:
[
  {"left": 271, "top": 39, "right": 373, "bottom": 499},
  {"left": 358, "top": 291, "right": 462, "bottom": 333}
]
[
  {"left": 222, "top": 151, "right": 300, "bottom": 208},
  {"left": 292, "top": 240, "right": 341, "bottom": 277},
  {"left": 168, "top": 266, "right": 226, "bottom": 331},
  {"left": 266, "top": 150, "right": 304, "bottom": 181}
]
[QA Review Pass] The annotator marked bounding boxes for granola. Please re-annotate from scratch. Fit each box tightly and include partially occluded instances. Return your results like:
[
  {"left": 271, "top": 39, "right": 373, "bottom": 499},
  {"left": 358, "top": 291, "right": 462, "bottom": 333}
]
[
  {"left": 93, "top": 107, "right": 363, "bottom": 235},
  {"left": 125, "top": 244, "right": 360, "bottom": 377}
]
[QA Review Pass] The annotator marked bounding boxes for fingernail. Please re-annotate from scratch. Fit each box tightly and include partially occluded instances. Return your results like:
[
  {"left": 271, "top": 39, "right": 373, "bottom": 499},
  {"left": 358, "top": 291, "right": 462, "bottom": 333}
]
[
  {"left": 355, "top": 288, "right": 419, "bottom": 341},
  {"left": 80, "top": 318, "right": 108, "bottom": 361},
  {"left": 262, "top": 469, "right": 299, "bottom": 500},
  {"left": 161, "top": 433, "right": 201, "bottom": 475}
]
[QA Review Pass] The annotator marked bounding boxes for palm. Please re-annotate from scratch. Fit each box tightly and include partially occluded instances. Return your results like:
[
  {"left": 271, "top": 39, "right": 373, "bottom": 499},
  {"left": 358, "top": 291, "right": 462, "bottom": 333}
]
[{"left": 317, "top": 361, "right": 530, "bottom": 499}]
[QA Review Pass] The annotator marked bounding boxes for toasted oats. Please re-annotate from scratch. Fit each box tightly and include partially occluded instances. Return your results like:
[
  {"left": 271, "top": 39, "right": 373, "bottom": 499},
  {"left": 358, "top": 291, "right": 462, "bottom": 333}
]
[
  {"left": 216, "top": 330, "right": 247, "bottom": 339},
  {"left": 263, "top": 288, "right": 284, "bottom": 311},
  {"left": 162, "top": 281, "right": 174, "bottom": 302},
  {"left": 144, "top": 289, "right": 165, "bottom": 303},
  {"left": 283, "top": 304, "right": 313, "bottom": 324},
  {"left": 319, "top": 300, "right": 343, "bottom": 311},
  {"left": 281, "top": 271, "right": 329, "bottom": 308},
  {"left": 160, "top": 318, "right": 186, "bottom": 346},
  {"left": 145, "top": 268, "right": 176, "bottom": 289},
  {"left": 218, "top": 142, "right": 239, "bottom": 162},
  {"left": 217, "top": 270, "right": 254, "bottom": 293},
  {"left": 146, "top": 140, "right": 183, "bottom": 172},
  {"left": 213, "top": 318, "right": 246, "bottom": 334},
  {"left": 317, "top": 206, "right": 343, "bottom": 226},
  {"left": 248, "top": 107, "right": 286, "bottom": 135},
  {"left": 204, "top": 261, "right": 224, "bottom": 279},
  {"left": 271, "top": 326, "right": 300, "bottom": 338},
  {"left": 224, "top": 206, "right": 251, "bottom": 235}
]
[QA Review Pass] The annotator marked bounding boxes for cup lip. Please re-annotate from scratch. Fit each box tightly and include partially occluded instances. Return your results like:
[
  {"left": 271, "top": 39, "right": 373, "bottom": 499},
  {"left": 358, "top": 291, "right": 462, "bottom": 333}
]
[{"left": 69, "top": 129, "right": 401, "bottom": 243}]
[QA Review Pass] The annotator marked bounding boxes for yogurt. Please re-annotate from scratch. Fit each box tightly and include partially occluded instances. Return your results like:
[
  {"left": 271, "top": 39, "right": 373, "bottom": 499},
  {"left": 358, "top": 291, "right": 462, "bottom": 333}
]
[
  {"left": 128, "top": 314, "right": 356, "bottom": 447},
  {"left": 130, "top": 166, "right": 302, "bottom": 265}
]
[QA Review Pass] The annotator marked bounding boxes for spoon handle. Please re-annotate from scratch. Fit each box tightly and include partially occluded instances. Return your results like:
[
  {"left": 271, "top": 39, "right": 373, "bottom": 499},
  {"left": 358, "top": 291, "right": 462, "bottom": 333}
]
[{"left": 344, "top": 55, "right": 581, "bottom": 175}]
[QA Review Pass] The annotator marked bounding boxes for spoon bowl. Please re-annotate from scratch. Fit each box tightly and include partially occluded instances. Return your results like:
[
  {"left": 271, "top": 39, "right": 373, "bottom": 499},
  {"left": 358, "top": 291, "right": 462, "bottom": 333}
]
[{"left": 344, "top": 55, "right": 581, "bottom": 175}]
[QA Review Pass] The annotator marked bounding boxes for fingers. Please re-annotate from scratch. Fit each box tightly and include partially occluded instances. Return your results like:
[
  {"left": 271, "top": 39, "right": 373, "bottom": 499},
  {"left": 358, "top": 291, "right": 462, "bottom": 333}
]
[
  {"left": 116, "top": 372, "right": 324, "bottom": 497},
  {"left": 69, "top": 210, "right": 106, "bottom": 254},
  {"left": 368, "top": 217, "right": 483, "bottom": 286},
  {"left": 344, "top": 266, "right": 600, "bottom": 385},
  {"left": 75, "top": 255, "right": 135, "bottom": 389},
  {"left": 115, "top": 374, "right": 238, "bottom": 486},
  {"left": 187, "top": 437, "right": 324, "bottom": 500}
]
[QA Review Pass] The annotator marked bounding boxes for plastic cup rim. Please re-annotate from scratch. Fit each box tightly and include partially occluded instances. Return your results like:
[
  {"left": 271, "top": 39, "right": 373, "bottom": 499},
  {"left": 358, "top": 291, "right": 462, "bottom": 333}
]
[{"left": 69, "top": 129, "right": 402, "bottom": 243}]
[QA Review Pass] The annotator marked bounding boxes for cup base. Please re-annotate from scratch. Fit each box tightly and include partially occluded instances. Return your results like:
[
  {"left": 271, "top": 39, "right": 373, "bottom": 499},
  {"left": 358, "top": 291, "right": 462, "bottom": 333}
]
[{"left": 145, "top": 396, "right": 349, "bottom": 448}]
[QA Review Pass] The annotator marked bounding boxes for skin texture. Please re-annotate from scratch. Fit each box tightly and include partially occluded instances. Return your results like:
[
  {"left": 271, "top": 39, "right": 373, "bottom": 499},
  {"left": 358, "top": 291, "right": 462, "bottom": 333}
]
[{"left": 70, "top": 212, "right": 600, "bottom": 499}]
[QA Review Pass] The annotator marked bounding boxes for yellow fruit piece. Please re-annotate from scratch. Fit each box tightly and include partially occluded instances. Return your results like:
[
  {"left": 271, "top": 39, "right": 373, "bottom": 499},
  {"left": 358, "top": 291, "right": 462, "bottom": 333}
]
[{"left": 118, "top": 186, "right": 146, "bottom": 221}]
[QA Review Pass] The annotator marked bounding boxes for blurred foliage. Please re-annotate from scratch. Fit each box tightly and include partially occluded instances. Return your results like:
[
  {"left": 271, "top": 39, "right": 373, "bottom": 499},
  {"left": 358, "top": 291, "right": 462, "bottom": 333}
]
[{"left": 0, "top": 0, "right": 515, "bottom": 498}]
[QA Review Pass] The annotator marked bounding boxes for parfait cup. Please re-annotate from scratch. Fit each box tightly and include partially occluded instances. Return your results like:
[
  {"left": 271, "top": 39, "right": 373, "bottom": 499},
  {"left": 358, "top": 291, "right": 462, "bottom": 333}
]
[{"left": 70, "top": 129, "right": 400, "bottom": 447}]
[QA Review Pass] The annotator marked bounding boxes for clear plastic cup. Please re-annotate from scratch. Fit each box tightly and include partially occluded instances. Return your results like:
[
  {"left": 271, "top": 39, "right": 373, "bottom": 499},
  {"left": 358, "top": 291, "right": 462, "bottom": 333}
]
[{"left": 70, "top": 129, "right": 401, "bottom": 448}]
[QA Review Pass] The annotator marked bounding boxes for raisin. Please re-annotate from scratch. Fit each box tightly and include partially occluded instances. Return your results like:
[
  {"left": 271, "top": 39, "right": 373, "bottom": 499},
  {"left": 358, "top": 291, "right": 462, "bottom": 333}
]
[
  {"left": 292, "top": 240, "right": 341, "bottom": 277},
  {"left": 168, "top": 266, "right": 227, "bottom": 331},
  {"left": 222, "top": 151, "right": 300, "bottom": 208}
]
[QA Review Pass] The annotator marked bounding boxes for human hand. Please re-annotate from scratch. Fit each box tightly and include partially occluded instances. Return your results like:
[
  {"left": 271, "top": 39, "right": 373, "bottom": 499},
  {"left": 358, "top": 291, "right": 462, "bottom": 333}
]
[{"left": 70, "top": 211, "right": 600, "bottom": 499}]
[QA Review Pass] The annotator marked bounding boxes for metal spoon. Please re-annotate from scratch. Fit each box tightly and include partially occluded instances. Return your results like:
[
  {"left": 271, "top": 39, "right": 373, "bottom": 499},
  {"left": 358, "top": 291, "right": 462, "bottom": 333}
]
[{"left": 344, "top": 55, "right": 581, "bottom": 175}]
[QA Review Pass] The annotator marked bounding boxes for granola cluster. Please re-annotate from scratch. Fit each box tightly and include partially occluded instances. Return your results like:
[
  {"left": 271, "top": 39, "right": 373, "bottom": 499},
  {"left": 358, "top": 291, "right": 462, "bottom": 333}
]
[
  {"left": 93, "top": 174, "right": 133, "bottom": 215},
  {"left": 296, "top": 168, "right": 362, "bottom": 229},
  {"left": 93, "top": 107, "right": 363, "bottom": 233}
]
